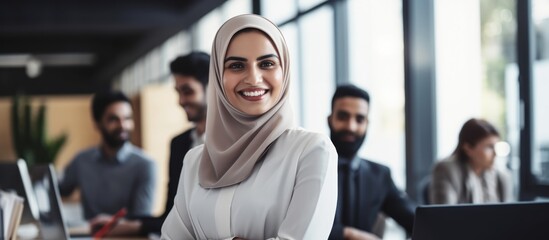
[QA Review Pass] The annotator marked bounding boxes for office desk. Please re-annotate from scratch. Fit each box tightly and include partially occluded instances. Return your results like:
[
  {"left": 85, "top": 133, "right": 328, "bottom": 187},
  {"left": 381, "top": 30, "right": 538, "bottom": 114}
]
[{"left": 69, "top": 225, "right": 151, "bottom": 240}]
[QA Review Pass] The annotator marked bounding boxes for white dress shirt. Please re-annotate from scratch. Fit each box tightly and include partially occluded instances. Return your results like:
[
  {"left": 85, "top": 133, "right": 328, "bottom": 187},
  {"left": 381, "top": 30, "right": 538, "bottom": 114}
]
[{"left": 161, "top": 128, "right": 338, "bottom": 240}]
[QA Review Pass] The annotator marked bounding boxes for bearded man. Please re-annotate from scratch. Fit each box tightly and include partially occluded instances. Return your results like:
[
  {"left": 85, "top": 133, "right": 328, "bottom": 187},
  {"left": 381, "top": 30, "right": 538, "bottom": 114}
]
[
  {"left": 88, "top": 52, "right": 211, "bottom": 237},
  {"left": 59, "top": 90, "right": 156, "bottom": 220},
  {"left": 328, "top": 84, "right": 416, "bottom": 240}
]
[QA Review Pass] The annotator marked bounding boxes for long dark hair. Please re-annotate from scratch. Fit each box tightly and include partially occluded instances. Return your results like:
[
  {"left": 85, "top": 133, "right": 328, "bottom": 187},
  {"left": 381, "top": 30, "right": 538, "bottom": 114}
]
[{"left": 453, "top": 118, "right": 500, "bottom": 162}]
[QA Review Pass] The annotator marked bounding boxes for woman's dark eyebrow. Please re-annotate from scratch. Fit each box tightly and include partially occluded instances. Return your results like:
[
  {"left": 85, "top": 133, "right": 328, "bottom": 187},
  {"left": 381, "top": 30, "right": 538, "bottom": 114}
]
[
  {"left": 225, "top": 54, "right": 278, "bottom": 63},
  {"left": 257, "top": 54, "right": 278, "bottom": 61},
  {"left": 225, "top": 56, "right": 247, "bottom": 63}
]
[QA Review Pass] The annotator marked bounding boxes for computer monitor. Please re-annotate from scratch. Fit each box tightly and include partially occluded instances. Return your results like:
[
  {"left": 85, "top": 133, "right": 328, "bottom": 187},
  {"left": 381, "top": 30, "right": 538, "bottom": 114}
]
[
  {"left": 0, "top": 160, "right": 40, "bottom": 224},
  {"left": 412, "top": 201, "right": 549, "bottom": 240},
  {"left": 28, "top": 164, "right": 70, "bottom": 240}
]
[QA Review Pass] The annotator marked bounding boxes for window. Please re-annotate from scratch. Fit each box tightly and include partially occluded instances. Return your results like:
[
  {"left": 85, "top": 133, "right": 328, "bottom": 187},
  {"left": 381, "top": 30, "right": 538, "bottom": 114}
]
[
  {"left": 192, "top": 0, "right": 252, "bottom": 53},
  {"left": 434, "top": 0, "right": 517, "bottom": 172},
  {"left": 299, "top": 6, "right": 335, "bottom": 133},
  {"left": 298, "top": 0, "right": 325, "bottom": 11},
  {"left": 515, "top": 0, "right": 549, "bottom": 199},
  {"left": 347, "top": 0, "right": 406, "bottom": 189},
  {"left": 280, "top": 23, "right": 303, "bottom": 125},
  {"left": 261, "top": 0, "right": 297, "bottom": 24},
  {"left": 348, "top": 1, "right": 406, "bottom": 238},
  {"left": 531, "top": 0, "right": 549, "bottom": 184}
]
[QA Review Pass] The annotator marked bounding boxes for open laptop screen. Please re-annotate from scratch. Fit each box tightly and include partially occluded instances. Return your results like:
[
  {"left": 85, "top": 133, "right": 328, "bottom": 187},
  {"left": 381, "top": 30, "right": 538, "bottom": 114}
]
[
  {"left": 412, "top": 201, "right": 549, "bottom": 240},
  {"left": 29, "top": 164, "right": 70, "bottom": 240}
]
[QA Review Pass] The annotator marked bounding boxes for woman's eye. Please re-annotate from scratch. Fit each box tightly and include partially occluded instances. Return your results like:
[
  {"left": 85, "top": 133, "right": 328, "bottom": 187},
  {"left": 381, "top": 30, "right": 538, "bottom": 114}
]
[
  {"left": 260, "top": 61, "right": 275, "bottom": 68},
  {"left": 227, "top": 62, "right": 244, "bottom": 70}
]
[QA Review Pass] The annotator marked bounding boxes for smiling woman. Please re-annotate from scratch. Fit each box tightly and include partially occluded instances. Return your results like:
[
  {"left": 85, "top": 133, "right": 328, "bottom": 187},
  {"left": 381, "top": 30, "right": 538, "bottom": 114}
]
[
  {"left": 160, "top": 14, "right": 338, "bottom": 240},
  {"left": 223, "top": 29, "right": 284, "bottom": 116}
]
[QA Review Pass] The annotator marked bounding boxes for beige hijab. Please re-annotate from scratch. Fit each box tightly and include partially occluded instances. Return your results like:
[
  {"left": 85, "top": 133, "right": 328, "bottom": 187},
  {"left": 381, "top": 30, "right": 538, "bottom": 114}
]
[{"left": 199, "top": 14, "right": 295, "bottom": 188}]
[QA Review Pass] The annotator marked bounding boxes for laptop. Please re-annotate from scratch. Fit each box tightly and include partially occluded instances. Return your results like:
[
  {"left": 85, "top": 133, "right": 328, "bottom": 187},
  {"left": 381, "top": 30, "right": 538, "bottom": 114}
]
[
  {"left": 28, "top": 164, "right": 71, "bottom": 240},
  {"left": 0, "top": 160, "right": 93, "bottom": 240},
  {"left": 412, "top": 201, "right": 549, "bottom": 240}
]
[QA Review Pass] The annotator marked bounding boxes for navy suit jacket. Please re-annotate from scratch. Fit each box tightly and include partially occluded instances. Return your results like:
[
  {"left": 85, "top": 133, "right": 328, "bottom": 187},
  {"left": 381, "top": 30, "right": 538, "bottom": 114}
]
[
  {"left": 329, "top": 157, "right": 416, "bottom": 239},
  {"left": 137, "top": 129, "right": 194, "bottom": 235}
]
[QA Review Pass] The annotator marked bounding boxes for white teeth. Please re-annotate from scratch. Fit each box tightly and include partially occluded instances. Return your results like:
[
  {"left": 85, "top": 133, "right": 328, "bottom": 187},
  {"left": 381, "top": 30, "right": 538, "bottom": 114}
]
[{"left": 242, "top": 90, "right": 266, "bottom": 97}]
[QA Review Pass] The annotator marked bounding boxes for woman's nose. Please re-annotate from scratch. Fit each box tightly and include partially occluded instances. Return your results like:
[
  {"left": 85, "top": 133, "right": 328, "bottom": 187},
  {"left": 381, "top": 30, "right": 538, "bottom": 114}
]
[{"left": 245, "top": 66, "right": 263, "bottom": 84}]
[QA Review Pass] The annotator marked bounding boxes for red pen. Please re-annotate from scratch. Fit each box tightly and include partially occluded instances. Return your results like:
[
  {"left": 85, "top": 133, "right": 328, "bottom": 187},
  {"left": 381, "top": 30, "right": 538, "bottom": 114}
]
[{"left": 93, "top": 208, "right": 127, "bottom": 239}]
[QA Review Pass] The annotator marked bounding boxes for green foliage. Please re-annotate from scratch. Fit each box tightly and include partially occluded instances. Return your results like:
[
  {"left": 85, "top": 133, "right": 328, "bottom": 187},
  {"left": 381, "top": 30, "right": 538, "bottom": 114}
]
[
  {"left": 479, "top": 0, "right": 516, "bottom": 139},
  {"left": 11, "top": 94, "right": 67, "bottom": 165}
]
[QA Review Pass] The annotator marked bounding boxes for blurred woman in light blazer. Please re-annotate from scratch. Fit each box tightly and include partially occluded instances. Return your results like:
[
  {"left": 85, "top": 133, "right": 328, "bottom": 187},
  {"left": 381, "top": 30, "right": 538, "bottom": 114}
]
[{"left": 430, "top": 118, "right": 514, "bottom": 204}]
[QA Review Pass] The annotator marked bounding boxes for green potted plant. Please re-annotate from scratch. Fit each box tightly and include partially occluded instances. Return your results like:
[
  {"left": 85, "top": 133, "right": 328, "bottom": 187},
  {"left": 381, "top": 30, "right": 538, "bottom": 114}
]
[{"left": 11, "top": 94, "right": 67, "bottom": 166}]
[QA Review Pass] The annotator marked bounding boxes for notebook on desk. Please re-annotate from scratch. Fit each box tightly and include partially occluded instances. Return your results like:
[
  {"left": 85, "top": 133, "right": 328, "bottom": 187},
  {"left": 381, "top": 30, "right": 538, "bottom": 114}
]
[{"left": 412, "top": 201, "right": 549, "bottom": 240}]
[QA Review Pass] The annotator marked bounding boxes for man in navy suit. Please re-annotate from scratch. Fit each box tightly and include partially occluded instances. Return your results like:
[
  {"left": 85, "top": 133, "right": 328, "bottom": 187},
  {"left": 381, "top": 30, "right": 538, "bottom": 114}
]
[{"left": 328, "top": 85, "right": 416, "bottom": 240}]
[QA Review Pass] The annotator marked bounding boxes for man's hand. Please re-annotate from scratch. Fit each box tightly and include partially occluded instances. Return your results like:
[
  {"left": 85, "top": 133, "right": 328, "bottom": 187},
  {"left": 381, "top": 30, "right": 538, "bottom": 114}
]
[
  {"left": 89, "top": 214, "right": 111, "bottom": 234},
  {"left": 343, "top": 226, "right": 381, "bottom": 240},
  {"left": 89, "top": 214, "right": 142, "bottom": 237}
]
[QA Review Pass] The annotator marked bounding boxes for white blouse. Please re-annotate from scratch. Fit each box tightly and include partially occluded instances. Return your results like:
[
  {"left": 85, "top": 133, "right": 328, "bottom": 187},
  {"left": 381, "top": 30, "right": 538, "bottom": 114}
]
[{"left": 161, "top": 128, "right": 338, "bottom": 240}]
